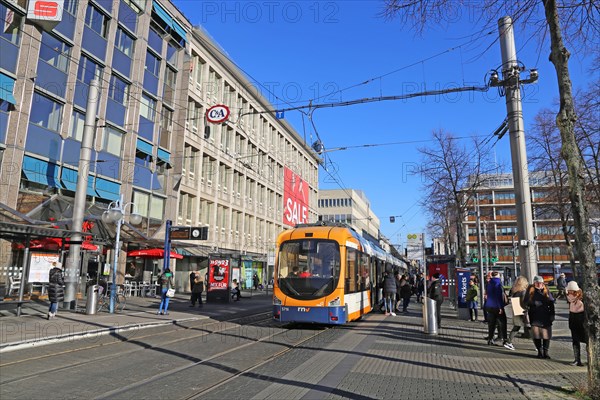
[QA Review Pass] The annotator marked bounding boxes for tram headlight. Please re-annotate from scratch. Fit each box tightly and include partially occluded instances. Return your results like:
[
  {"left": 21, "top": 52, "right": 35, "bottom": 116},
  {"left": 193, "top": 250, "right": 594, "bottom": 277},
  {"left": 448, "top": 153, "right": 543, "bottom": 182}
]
[
  {"left": 273, "top": 296, "right": 282, "bottom": 305},
  {"left": 328, "top": 297, "right": 340, "bottom": 306}
]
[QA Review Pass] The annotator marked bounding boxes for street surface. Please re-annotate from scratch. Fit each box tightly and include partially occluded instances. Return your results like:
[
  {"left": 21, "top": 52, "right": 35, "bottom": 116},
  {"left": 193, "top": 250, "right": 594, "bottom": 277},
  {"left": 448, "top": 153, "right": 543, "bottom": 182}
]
[{"left": 0, "top": 292, "right": 588, "bottom": 399}]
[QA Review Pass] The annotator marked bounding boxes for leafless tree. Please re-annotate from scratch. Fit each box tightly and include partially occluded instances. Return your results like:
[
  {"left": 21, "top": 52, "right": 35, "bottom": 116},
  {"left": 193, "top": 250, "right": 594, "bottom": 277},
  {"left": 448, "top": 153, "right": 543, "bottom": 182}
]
[
  {"left": 382, "top": 0, "right": 600, "bottom": 392},
  {"left": 419, "top": 130, "right": 496, "bottom": 267}
]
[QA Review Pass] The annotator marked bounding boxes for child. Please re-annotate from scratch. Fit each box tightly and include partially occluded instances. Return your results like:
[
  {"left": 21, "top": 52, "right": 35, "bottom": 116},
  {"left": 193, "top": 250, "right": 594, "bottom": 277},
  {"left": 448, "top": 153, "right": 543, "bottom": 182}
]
[{"left": 565, "top": 281, "right": 585, "bottom": 366}]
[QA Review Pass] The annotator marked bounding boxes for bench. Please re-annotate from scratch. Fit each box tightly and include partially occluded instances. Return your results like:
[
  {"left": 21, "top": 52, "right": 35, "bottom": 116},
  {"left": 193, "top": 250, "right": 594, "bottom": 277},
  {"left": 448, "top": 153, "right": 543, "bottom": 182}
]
[{"left": 0, "top": 300, "right": 32, "bottom": 316}]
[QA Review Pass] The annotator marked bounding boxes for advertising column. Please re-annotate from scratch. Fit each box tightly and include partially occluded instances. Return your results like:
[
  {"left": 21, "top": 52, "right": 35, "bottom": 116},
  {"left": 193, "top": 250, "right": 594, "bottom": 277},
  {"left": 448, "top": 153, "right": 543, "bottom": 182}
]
[
  {"left": 206, "top": 258, "right": 231, "bottom": 303},
  {"left": 455, "top": 268, "right": 471, "bottom": 320}
]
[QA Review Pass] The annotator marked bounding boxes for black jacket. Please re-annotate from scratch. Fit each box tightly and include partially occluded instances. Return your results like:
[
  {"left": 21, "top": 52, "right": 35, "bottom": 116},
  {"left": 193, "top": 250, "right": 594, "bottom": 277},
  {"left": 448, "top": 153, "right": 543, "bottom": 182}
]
[
  {"left": 383, "top": 274, "right": 397, "bottom": 295},
  {"left": 525, "top": 287, "right": 555, "bottom": 327},
  {"left": 48, "top": 267, "right": 65, "bottom": 303},
  {"left": 428, "top": 280, "right": 443, "bottom": 303}
]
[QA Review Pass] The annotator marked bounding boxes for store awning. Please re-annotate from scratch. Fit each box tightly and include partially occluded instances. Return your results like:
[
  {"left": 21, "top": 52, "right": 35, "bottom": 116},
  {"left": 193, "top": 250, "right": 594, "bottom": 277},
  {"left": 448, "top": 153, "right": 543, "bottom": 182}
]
[
  {"left": 29, "top": 237, "right": 99, "bottom": 251},
  {"left": 128, "top": 248, "right": 183, "bottom": 259}
]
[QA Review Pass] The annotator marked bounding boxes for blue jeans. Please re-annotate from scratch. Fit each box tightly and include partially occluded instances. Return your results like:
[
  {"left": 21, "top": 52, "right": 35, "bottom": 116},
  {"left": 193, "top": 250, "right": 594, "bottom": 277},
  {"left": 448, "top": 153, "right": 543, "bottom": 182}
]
[
  {"left": 158, "top": 288, "right": 170, "bottom": 313},
  {"left": 385, "top": 294, "right": 395, "bottom": 313},
  {"left": 49, "top": 302, "right": 58, "bottom": 313}
]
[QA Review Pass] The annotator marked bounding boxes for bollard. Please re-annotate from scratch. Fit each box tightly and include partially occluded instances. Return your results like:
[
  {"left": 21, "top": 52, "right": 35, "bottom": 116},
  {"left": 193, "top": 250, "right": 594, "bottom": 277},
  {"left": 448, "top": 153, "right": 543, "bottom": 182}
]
[
  {"left": 423, "top": 297, "right": 438, "bottom": 335},
  {"left": 86, "top": 284, "right": 99, "bottom": 315}
]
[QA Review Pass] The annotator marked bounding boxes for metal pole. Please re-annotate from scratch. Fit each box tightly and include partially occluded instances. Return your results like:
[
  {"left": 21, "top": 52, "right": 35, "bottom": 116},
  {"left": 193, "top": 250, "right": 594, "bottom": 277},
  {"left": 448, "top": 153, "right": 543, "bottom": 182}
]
[
  {"left": 17, "top": 238, "right": 30, "bottom": 317},
  {"left": 163, "top": 220, "right": 172, "bottom": 273},
  {"left": 476, "top": 194, "right": 485, "bottom": 308},
  {"left": 65, "top": 78, "right": 101, "bottom": 309},
  {"left": 512, "top": 235, "right": 518, "bottom": 279},
  {"left": 109, "top": 194, "right": 124, "bottom": 314},
  {"left": 497, "top": 17, "right": 538, "bottom": 282}
]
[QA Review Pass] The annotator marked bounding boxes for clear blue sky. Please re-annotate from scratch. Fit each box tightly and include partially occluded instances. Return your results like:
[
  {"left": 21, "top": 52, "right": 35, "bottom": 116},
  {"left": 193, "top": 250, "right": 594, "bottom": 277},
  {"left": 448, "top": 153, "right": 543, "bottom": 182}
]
[{"left": 173, "top": 0, "right": 594, "bottom": 248}]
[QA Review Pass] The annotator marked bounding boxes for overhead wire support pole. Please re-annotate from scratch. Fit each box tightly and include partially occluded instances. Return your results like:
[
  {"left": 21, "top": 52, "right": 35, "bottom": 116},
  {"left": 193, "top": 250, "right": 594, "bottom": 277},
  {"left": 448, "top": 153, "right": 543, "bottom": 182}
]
[
  {"left": 492, "top": 16, "right": 539, "bottom": 282},
  {"left": 476, "top": 193, "right": 485, "bottom": 309}
]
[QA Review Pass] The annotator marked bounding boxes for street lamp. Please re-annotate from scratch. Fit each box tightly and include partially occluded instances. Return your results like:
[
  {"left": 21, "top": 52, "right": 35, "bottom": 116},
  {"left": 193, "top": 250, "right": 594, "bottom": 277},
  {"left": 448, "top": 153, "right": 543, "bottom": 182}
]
[{"left": 102, "top": 194, "right": 142, "bottom": 313}]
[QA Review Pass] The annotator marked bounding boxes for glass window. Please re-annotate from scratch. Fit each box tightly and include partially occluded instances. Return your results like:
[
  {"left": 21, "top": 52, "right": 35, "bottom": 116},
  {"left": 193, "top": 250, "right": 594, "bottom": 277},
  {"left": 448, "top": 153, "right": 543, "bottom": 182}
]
[
  {"left": 166, "top": 41, "right": 178, "bottom": 65},
  {"left": 77, "top": 55, "right": 103, "bottom": 85},
  {"left": 64, "top": 0, "right": 77, "bottom": 15},
  {"left": 69, "top": 110, "right": 85, "bottom": 141},
  {"left": 39, "top": 32, "right": 71, "bottom": 72},
  {"left": 139, "top": 93, "right": 155, "bottom": 120},
  {"left": 145, "top": 50, "right": 160, "bottom": 76},
  {"left": 164, "top": 66, "right": 176, "bottom": 88},
  {"left": 133, "top": 190, "right": 149, "bottom": 217},
  {"left": 0, "top": 4, "right": 23, "bottom": 45},
  {"left": 85, "top": 3, "right": 109, "bottom": 38},
  {"left": 30, "top": 92, "right": 63, "bottom": 132},
  {"left": 115, "top": 27, "right": 134, "bottom": 57},
  {"left": 102, "top": 126, "right": 123, "bottom": 156},
  {"left": 108, "top": 74, "right": 129, "bottom": 105},
  {"left": 150, "top": 196, "right": 164, "bottom": 219}
]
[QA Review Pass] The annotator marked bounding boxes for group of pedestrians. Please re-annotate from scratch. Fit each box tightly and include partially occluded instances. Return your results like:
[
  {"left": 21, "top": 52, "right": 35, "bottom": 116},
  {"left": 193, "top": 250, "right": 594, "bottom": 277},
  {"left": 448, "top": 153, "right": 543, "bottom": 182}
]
[
  {"left": 381, "top": 271, "right": 418, "bottom": 316},
  {"left": 482, "top": 272, "right": 587, "bottom": 366}
]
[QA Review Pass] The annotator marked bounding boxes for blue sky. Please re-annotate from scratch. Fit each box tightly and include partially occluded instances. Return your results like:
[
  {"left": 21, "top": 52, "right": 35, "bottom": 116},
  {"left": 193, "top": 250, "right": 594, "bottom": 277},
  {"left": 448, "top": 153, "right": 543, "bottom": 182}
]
[{"left": 173, "top": 1, "right": 594, "bottom": 248}]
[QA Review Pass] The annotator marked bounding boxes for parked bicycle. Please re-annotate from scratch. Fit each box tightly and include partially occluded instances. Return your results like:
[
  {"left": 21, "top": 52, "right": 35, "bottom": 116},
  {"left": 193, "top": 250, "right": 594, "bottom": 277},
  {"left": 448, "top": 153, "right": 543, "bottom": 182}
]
[{"left": 97, "top": 286, "right": 126, "bottom": 312}]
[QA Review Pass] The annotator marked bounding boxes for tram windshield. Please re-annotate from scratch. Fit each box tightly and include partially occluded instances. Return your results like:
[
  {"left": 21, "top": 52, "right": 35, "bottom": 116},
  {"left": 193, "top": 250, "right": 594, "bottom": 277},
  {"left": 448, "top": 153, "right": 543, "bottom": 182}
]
[{"left": 277, "top": 239, "right": 340, "bottom": 299}]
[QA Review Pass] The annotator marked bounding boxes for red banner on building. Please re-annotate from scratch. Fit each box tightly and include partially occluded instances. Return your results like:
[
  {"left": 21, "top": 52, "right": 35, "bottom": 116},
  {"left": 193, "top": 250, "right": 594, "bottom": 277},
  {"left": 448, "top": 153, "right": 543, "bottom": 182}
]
[
  {"left": 208, "top": 258, "right": 230, "bottom": 292},
  {"left": 283, "top": 167, "right": 309, "bottom": 226}
]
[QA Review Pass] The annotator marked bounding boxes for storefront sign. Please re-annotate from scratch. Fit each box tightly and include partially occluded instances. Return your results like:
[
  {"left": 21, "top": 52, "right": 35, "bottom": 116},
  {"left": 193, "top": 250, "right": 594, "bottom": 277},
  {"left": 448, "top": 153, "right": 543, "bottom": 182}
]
[
  {"left": 208, "top": 258, "right": 229, "bottom": 292},
  {"left": 27, "top": 0, "right": 64, "bottom": 31},
  {"left": 206, "top": 104, "right": 230, "bottom": 124},
  {"left": 283, "top": 167, "right": 309, "bottom": 226}
]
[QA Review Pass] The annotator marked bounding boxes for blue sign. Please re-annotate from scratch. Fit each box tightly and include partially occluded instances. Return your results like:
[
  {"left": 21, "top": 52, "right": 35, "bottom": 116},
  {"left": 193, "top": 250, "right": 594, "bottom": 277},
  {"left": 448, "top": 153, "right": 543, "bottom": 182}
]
[
  {"left": 456, "top": 270, "right": 471, "bottom": 308},
  {"left": 275, "top": 111, "right": 285, "bottom": 119}
]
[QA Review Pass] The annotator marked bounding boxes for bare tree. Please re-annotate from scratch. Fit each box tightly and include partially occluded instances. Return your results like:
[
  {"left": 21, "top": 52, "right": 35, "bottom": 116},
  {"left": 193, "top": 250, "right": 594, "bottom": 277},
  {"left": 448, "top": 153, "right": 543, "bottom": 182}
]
[
  {"left": 382, "top": 0, "right": 600, "bottom": 392},
  {"left": 528, "top": 109, "right": 578, "bottom": 276},
  {"left": 419, "top": 130, "right": 496, "bottom": 267}
]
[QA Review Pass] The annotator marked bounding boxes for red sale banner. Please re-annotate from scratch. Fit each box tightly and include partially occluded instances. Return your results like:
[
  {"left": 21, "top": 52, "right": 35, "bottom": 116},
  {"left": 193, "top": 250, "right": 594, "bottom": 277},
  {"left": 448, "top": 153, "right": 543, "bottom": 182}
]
[{"left": 283, "top": 167, "right": 309, "bottom": 226}]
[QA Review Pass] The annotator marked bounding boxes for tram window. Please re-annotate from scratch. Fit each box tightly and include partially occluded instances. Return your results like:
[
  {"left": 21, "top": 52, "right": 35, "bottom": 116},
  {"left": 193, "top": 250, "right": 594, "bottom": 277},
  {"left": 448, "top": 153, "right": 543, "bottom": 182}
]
[{"left": 346, "top": 248, "right": 358, "bottom": 293}]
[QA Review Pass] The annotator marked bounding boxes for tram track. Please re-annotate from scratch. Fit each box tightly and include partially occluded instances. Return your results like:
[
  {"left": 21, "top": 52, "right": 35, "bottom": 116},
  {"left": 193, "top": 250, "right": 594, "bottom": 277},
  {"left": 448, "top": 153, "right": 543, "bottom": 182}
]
[{"left": 0, "top": 311, "right": 274, "bottom": 384}]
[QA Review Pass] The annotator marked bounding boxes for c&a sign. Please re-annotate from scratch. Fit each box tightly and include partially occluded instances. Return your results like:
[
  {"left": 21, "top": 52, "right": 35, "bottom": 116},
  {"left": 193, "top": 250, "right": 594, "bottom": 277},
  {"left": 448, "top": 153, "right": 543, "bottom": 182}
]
[
  {"left": 27, "top": 0, "right": 64, "bottom": 31},
  {"left": 283, "top": 167, "right": 309, "bottom": 226}
]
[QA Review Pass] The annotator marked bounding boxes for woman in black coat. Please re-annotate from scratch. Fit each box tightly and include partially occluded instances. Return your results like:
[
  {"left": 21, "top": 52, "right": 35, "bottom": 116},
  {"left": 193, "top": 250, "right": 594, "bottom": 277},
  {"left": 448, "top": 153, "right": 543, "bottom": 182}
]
[
  {"left": 524, "top": 276, "right": 555, "bottom": 359},
  {"left": 47, "top": 261, "right": 65, "bottom": 319},
  {"left": 383, "top": 272, "right": 397, "bottom": 316}
]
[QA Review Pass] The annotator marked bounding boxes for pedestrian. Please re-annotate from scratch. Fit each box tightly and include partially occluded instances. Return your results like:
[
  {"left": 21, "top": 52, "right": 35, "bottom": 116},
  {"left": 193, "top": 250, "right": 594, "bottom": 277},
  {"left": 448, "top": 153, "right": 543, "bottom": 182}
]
[
  {"left": 252, "top": 273, "right": 259, "bottom": 290},
  {"left": 485, "top": 271, "right": 513, "bottom": 349},
  {"left": 47, "top": 261, "right": 64, "bottom": 320},
  {"left": 428, "top": 273, "right": 444, "bottom": 328},
  {"left": 394, "top": 272, "right": 402, "bottom": 312},
  {"left": 399, "top": 275, "right": 412, "bottom": 313},
  {"left": 189, "top": 270, "right": 196, "bottom": 306},
  {"left": 524, "top": 275, "right": 555, "bottom": 359},
  {"left": 190, "top": 273, "right": 204, "bottom": 307},
  {"left": 565, "top": 281, "right": 586, "bottom": 366},
  {"left": 415, "top": 273, "right": 425, "bottom": 303},
  {"left": 383, "top": 271, "right": 397, "bottom": 316},
  {"left": 157, "top": 268, "right": 175, "bottom": 315},
  {"left": 556, "top": 273, "right": 567, "bottom": 300},
  {"left": 508, "top": 276, "right": 531, "bottom": 344},
  {"left": 482, "top": 271, "right": 492, "bottom": 323},
  {"left": 231, "top": 279, "right": 241, "bottom": 301},
  {"left": 466, "top": 279, "right": 479, "bottom": 321}
]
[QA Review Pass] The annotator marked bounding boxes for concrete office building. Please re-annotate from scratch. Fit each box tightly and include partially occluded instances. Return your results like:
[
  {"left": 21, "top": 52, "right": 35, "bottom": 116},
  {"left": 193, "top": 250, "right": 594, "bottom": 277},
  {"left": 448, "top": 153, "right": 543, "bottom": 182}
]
[{"left": 0, "top": 0, "right": 319, "bottom": 294}]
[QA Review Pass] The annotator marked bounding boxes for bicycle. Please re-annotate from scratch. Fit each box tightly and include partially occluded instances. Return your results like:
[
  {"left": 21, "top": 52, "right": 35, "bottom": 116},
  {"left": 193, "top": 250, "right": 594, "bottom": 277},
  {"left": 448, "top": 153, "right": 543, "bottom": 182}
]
[{"left": 97, "top": 286, "right": 126, "bottom": 312}]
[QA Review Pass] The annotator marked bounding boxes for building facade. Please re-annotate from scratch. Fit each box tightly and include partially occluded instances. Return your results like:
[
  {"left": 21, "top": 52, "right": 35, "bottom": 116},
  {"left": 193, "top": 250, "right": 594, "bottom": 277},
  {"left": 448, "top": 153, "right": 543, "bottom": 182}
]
[
  {"left": 317, "top": 189, "right": 380, "bottom": 242},
  {"left": 463, "top": 173, "right": 600, "bottom": 282},
  {"left": 0, "top": 0, "right": 319, "bottom": 292}
]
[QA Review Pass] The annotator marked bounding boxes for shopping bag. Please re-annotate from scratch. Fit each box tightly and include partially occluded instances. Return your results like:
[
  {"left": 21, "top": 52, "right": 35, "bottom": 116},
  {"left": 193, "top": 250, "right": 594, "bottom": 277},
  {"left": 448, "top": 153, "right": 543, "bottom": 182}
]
[{"left": 166, "top": 288, "right": 175, "bottom": 297}]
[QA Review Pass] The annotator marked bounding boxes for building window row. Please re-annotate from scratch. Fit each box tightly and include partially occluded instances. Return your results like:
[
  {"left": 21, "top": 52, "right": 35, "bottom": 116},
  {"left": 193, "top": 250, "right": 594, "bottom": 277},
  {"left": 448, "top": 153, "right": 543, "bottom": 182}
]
[{"left": 318, "top": 198, "right": 352, "bottom": 208}]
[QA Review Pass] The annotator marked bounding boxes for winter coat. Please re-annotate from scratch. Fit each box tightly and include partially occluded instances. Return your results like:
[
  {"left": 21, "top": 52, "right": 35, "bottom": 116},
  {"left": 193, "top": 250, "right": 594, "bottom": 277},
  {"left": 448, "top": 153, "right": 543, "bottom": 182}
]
[
  {"left": 428, "top": 279, "right": 443, "bottom": 303},
  {"left": 485, "top": 277, "right": 506, "bottom": 309},
  {"left": 510, "top": 289, "right": 527, "bottom": 327},
  {"left": 383, "top": 274, "right": 397, "bottom": 295},
  {"left": 525, "top": 287, "right": 555, "bottom": 328},
  {"left": 400, "top": 281, "right": 412, "bottom": 299},
  {"left": 48, "top": 267, "right": 65, "bottom": 303},
  {"left": 466, "top": 284, "right": 479, "bottom": 302},
  {"left": 556, "top": 276, "right": 566, "bottom": 290},
  {"left": 192, "top": 278, "right": 204, "bottom": 293}
]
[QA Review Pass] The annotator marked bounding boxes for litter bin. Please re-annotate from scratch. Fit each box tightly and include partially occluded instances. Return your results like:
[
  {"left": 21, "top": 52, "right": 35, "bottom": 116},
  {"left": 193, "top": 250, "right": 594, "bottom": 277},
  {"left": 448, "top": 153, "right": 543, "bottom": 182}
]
[
  {"left": 423, "top": 297, "right": 438, "bottom": 335},
  {"left": 86, "top": 284, "right": 99, "bottom": 315}
]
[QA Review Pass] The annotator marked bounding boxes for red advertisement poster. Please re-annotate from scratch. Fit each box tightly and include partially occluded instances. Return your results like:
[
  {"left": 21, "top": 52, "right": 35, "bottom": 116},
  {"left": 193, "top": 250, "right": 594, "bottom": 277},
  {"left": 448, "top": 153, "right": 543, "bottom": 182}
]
[
  {"left": 208, "top": 259, "right": 230, "bottom": 292},
  {"left": 283, "top": 167, "right": 309, "bottom": 226},
  {"left": 428, "top": 263, "right": 449, "bottom": 297}
]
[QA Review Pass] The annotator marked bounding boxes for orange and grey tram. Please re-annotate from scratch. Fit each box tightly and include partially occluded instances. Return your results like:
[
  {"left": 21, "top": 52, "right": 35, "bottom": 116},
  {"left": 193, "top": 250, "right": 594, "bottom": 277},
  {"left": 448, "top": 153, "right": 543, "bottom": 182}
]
[{"left": 272, "top": 222, "right": 405, "bottom": 324}]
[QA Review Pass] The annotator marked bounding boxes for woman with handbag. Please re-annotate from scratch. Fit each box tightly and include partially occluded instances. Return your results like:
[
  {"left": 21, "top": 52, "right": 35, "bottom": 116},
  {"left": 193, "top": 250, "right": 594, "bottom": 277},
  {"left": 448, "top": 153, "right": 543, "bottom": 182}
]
[{"left": 157, "top": 268, "right": 175, "bottom": 315}]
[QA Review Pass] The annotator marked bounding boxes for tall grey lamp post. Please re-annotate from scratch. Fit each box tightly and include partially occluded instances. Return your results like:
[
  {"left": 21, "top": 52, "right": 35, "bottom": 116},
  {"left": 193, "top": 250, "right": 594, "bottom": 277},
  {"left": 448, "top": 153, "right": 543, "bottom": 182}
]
[{"left": 101, "top": 194, "right": 142, "bottom": 313}]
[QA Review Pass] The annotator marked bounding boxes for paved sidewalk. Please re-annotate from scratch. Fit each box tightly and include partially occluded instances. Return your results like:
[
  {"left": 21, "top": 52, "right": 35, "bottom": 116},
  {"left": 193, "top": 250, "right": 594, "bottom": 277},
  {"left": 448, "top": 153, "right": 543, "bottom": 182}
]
[{"left": 0, "top": 289, "right": 272, "bottom": 352}]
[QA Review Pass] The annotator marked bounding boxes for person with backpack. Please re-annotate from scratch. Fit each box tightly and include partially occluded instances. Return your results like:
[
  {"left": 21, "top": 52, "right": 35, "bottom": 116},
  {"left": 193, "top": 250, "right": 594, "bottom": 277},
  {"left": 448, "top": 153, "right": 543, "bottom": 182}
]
[{"left": 428, "top": 273, "right": 444, "bottom": 328}]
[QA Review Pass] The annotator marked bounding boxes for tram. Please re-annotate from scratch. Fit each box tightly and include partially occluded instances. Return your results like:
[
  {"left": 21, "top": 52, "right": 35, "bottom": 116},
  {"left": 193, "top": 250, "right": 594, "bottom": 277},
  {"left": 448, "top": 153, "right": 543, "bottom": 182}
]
[{"left": 272, "top": 222, "right": 406, "bottom": 325}]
